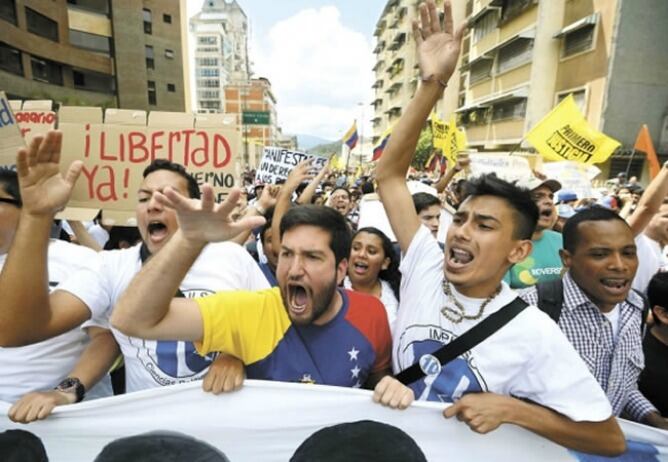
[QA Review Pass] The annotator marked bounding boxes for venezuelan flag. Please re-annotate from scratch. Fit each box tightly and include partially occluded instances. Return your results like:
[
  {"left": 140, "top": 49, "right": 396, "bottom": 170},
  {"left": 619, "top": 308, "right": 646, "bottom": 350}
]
[
  {"left": 342, "top": 121, "right": 358, "bottom": 150},
  {"left": 372, "top": 127, "right": 392, "bottom": 161}
]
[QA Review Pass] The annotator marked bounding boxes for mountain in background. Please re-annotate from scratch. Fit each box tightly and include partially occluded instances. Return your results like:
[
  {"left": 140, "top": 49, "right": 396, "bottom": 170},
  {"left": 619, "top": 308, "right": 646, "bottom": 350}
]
[
  {"left": 308, "top": 140, "right": 342, "bottom": 156},
  {"left": 295, "top": 134, "right": 334, "bottom": 150}
]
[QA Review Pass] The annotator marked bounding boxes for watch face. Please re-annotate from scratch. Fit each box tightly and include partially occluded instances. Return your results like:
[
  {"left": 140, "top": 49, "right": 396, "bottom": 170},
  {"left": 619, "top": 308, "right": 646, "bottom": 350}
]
[{"left": 59, "top": 378, "right": 78, "bottom": 389}]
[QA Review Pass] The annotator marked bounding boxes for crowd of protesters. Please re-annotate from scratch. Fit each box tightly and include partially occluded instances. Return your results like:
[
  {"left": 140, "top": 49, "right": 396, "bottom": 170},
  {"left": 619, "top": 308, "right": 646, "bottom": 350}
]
[{"left": 0, "top": 1, "right": 667, "bottom": 459}]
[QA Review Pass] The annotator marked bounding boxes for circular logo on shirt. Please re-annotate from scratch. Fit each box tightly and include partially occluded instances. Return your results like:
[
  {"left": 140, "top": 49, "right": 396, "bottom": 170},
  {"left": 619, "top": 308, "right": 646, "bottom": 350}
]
[{"left": 419, "top": 354, "right": 442, "bottom": 377}]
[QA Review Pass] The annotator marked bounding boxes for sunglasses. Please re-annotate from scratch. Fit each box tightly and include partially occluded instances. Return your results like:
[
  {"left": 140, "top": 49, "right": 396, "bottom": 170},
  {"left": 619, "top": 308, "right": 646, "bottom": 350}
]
[{"left": 0, "top": 197, "right": 21, "bottom": 207}]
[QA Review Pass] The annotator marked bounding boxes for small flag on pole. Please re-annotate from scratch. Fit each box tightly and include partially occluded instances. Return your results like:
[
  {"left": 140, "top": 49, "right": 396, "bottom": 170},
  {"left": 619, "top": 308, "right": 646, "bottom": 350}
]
[
  {"left": 342, "top": 121, "right": 359, "bottom": 150},
  {"left": 372, "top": 125, "right": 392, "bottom": 161}
]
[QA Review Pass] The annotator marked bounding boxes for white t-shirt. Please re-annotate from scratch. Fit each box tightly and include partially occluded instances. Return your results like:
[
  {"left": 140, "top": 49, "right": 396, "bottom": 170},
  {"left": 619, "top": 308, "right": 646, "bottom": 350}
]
[
  {"left": 602, "top": 306, "right": 621, "bottom": 343},
  {"left": 0, "top": 240, "right": 112, "bottom": 403},
  {"left": 632, "top": 234, "right": 664, "bottom": 293},
  {"left": 343, "top": 277, "right": 399, "bottom": 333},
  {"left": 393, "top": 225, "right": 612, "bottom": 422},
  {"left": 58, "top": 242, "right": 269, "bottom": 393}
]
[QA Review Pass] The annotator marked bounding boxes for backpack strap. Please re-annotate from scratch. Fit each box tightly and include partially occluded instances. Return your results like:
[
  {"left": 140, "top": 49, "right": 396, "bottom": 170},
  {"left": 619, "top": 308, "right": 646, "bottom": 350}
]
[
  {"left": 631, "top": 289, "right": 650, "bottom": 336},
  {"left": 395, "top": 297, "right": 529, "bottom": 386},
  {"left": 536, "top": 278, "right": 564, "bottom": 323}
]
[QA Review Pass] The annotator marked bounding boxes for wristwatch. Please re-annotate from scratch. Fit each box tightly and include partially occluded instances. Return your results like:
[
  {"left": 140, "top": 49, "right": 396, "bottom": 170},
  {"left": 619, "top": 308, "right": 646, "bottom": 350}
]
[{"left": 55, "top": 377, "right": 85, "bottom": 403}]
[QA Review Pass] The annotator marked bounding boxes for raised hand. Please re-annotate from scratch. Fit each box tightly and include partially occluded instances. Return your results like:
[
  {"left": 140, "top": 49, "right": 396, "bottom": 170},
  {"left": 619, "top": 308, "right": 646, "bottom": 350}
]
[
  {"left": 15, "top": 131, "right": 83, "bottom": 217},
  {"left": 413, "top": 0, "right": 466, "bottom": 83},
  {"left": 257, "top": 183, "right": 280, "bottom": 211},
  {"left": 155, "top": 185, "right": 265, "bottom": 245},
  {"left": 285, "top": 159, "right": 315, "bottom": 192}
]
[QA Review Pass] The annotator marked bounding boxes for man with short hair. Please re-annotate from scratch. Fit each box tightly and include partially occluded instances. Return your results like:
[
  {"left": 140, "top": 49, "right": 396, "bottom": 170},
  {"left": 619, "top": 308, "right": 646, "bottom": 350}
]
[
  {"left": 639, "top": 271, "right": 668, "bottom": 416},
  {"left": 0, "top": 134, "right": 269, "bottom": 422},
  {"left": 374, "top": 0, "right": 623, "bottom": 455},
  {"left": 111, "top": 198, "right": 413, "bottom": 409},
  {"left": 503, "top": 176, "right": 563, "bottom": 288},
  {"left": 523, "top": 207, "right": 668, "bottom": 429},
  {"left": 412, "top": 192, "right": 441, "bottom": 238}
]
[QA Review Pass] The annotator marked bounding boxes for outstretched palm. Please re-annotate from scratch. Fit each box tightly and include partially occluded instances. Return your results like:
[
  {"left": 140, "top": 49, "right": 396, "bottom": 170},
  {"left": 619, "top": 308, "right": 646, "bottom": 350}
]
[
  {"left": 413, "top": 0, "right": 466, "bottom": 82},
  {"left": 156, "top": 185, "right": 265, "bottom": 244},
  {"left": 16, "top": 131, "right": 82, "bottom": 216}
]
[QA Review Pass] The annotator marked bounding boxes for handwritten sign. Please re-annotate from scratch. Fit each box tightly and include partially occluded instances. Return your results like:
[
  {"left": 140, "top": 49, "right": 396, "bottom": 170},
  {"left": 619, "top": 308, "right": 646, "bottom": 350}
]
[
  {"left": 255, "top": 147, "right": 328, "bottom": 184},
  {"left": 0, "top": 92, "right": 25, "bottom": 167},
  {"left": 468, "top": 154, "right": 533, "bottom": 182}
]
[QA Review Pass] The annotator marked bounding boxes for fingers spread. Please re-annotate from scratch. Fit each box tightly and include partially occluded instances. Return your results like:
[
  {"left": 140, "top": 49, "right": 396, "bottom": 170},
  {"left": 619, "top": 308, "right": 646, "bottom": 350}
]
[
  {"left": 419, "top": 3, "right": 432, "bottom": 36},
  {"left": 428, "top": 0, "right": 441, "bottom": 34},
  {"left": 443, "top": 0, "right": 454, "bottom": 34},
  {"left": 65, "top": 160, "right": 84, "bottom": 187},
  {"left": 27, "top": 136, "right": 43, "bottom": 167}
]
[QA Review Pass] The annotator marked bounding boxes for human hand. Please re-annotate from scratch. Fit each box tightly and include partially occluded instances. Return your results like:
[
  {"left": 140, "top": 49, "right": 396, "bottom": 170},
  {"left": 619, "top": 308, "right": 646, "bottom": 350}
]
[
  {"left": 454, "top": 152, "right": 470, "bottom": 172},
  {"left": 644, "top": 411, "right": 668, "bottom": 430},
  {"left": 372, "top": 376, "right": 414, "bottom": 410},
  {"left": 202, "top": 354, "right": 245, "bottom": 394},
  {"left": 15, "top": 131, "right": 83, "bottom": 217},
  {"left": 443, "top": 393, "right": 513, "bottom": 433},
  {"left": 8, "top": 389, "right": 76, "bottom": 423},
  {"left": 155, "top": 186, "right": 265, "bottom": 245},
  {"left": 258, "top": 184, "right": 280, "bottom": 210},
  {"left": 285, "top": 159, "right": 315, "bottom": 191},
  {"left": 413, "top": 0, "right": 466, "bottom": 85}
]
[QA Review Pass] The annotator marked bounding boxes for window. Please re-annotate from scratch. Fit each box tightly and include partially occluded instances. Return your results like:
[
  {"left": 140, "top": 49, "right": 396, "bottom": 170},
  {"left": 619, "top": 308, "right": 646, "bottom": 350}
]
[
  {"left": 198, "top": 68, "right": 219, "bottom": 77},
  {"left": 163, "top": 13, "right": 171, "bottom": 24},
  {"left": 557, "top": 89, "right": 586, "bottom": 112},
  {"left": 563, "top": 26, "right": 595, "bottom": 57},
  {"left": 198, "top": 79, "right": 219, "bottom": 88},
  {"left": 165, "top": 49, "right": 174, "bottom": 59},
  {"left": 492, "top": 98, "right": 526, "bottom": 121},
  {"left": 69, "top": 29, "right": 111, "bottom": 54},
  {"left": 73, "top": 70, "right": 85, "bottom": 86},
  {"left": 469, "top": 59, "right": 493, "bottom": 84},
  {"left": 147, "top": 80, "right": 156, "bottom": 105},
  {"left": 145, "top": 45, "right": 154, "bottom": 69},
  {"left": 31, "top": 56, "right": 63, "bottom": 85},
  {"left": 199, "top": 90, "right": 219, "bottom": 99},
  {"left": 0, "top": 41, "right": 22, "bottom": 75},
  {"left": 167, "top": 83, "right": 175, "bottom": 92},
  {"left": 66, "top": 0, "right": 110, "bottom": 16},
  {"left": 501, "top": 0, "right": 533, "bottom": 24},
  {"left": 0, "top": 0, "right": 17, "bottom": 25},
  {"left": 200, "top": 100, "right": 220, "bottom": 110},
  {"left": 72, "top": 68, "right": 114, "bottom": 93},
  {"left": 26, "top": 7, "right": 59, "bottom": 42},
  {"left": 497, "top": 38, "right": 533, "bottom": 73},
  {"left": 197, "top": 57, "right": 218, "bottom": 67},
  {"left": 473, "top": 10, "right": 497, "bottom": 43},
  {"left": 198, "top": 36, "right": 216, "bottom": 45},
  {"left": 143, "top": 8, "right": 152, "bottom": 34}
]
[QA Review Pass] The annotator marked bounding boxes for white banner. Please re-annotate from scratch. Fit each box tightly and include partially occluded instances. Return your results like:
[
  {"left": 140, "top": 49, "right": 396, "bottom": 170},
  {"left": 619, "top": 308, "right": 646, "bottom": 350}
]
[
  {"left": 542, "top": 160, "right": 601, "bottom": 200},
  {"left": 1, "top": 381, "right": 666, "bottom": 461},
  {"left": 255, "top": 147, "right": 328, "bottom": 184},
  {"left": 468, "top": 154, "right": 533, "bottom": 182}
]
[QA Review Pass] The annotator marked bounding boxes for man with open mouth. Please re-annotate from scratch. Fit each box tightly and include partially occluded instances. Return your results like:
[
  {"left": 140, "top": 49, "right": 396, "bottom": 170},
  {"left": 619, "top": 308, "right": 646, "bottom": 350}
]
[
  {"left": 523, "top": 207, "right": 668, "bottom": 430},
  {"left": 373, "top": 0, "right": 624, "bottom": 456},
  {"left": 0, "top": 137, "right": 269, "bottom": 423},
  {"left": 111, "top": 195, "right": 412, "bottom": 409}
]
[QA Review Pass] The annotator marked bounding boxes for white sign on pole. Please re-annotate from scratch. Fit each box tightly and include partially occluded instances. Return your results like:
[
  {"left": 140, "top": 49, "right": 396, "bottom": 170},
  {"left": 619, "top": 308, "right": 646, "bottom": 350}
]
[{"left": 255, "top": 147, "right": 328, "bottom": 184}]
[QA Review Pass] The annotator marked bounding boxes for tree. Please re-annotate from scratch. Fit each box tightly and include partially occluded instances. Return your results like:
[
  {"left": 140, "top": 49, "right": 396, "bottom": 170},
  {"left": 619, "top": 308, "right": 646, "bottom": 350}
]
[{"left": 412, "top": 123, "right": 433, "bottom": 170}]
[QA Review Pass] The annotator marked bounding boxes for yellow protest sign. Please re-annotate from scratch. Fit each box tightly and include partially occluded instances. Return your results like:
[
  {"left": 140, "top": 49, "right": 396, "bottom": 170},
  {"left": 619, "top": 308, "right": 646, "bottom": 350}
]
[
  {"left": 526, "top": 95, "right": 620, "bottom": 164},
  {"left": 431, "top": 113, "right": 448, "bottom": 151},
  {"left": 444, "top": 114, "right": 467, "bottom": 166}
]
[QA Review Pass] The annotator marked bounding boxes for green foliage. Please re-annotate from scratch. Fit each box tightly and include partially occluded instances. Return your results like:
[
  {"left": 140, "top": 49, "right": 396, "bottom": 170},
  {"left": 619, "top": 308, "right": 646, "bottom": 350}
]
[
  {"left": 308, "top": 140, "right": 342, "bottom": 156},
  {"left": 412, "top": 123, "right": 433, "bottom": 169}
]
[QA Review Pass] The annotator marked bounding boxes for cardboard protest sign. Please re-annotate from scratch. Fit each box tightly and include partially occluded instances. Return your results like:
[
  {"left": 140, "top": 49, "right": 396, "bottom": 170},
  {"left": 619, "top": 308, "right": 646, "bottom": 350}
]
[
  {"left": 13, "top": 99, "right": 56, "bottom": 142},
  {"left": 255, "top": 147, "right": 328, "bottom": 184},
  {"left": 0, "top": 92, "right": 25, "bottom": 167},
  {"left": 58, "top": 107, "right": 241, "bottom": 224},
  {"left": 542, "top": 161, "right": 600, "bottom": 200},
  {"left": 468, "top": 153, "right": 533, "bottom": 182}
]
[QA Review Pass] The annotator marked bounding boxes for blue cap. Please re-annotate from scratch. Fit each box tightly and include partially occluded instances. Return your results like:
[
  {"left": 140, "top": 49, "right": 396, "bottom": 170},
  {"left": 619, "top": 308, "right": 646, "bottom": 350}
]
[{"left": 557, "top": 190, "right": 578, "bottom": 203}]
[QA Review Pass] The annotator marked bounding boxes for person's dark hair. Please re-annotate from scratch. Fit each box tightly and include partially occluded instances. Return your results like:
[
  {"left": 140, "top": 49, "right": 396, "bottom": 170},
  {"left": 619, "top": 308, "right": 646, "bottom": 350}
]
[
  {"left": 562, "top": 206, "right": 628, "bottom": 253},
  {"left": 259, "top": 206, "right": 276, "bottom": 246},
  {"left": 647, "top": 272, "right": 668, "bottom": 325},
  {"left": 0, "top": 429, "right": 48, "bottom": 462},
  {"left": 103, "top": 226, "right": 142, "bottom": 250},
  {"left": 280, "top": 205, "right": 351, "bottom": 265},
  {"left": 142, "top": 159, "right": 200, "bottom": 199},
  {"left": 95, "top": 431, "right": 229, "bottom": 462},
  {"left": 330, "top": 186, "right": 351, "bottom": 199},
  {"left": 361, "top": 181, "right": 375, "bottom": 195},
  {"left": 353, "top": 227, "right": 401, "bottom": 301},
  {"left": 290, "top": 420, "right": 426, "bottom": 462},
  {"left": 412, "top": 192, "right": 440, "bottom": 214},
  {"left": 465, "top": 174, "right": 538, "bottom": 240},
  {"left": 0, "top": 168, "right": 21, "bottom": 206}
]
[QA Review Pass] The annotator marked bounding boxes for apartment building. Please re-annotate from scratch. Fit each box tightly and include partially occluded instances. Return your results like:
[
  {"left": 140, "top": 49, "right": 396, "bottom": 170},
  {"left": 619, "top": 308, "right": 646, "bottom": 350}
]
[
  {"left": 458, "top": 0, "right": 668, "bottom": 178},
  {"left": 0, "top": 0, "right": 189, "bottom": 111},
  {"left": 190, "top": 0, "right": 250, "bottom": 113}
]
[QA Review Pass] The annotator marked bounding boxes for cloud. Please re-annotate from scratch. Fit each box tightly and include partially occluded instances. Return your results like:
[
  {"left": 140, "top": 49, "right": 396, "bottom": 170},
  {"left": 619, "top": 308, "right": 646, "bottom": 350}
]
[{"left": 252, "top": 6, "right": 374, "bottom": 140}]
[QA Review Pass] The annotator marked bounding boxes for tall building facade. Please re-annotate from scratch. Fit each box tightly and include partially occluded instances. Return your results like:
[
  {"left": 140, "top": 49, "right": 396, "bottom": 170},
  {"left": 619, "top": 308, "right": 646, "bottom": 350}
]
[
  {"left": 190, "top": 0, "right": 250, "bottom": 113},
  {"left": 0, "top": 0, "right": 188, "bottom": 111}
]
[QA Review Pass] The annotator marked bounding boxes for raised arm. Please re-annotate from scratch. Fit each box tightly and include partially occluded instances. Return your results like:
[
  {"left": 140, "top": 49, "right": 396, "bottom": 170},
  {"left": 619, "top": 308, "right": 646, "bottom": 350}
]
[
  {"left": 229, "top": 184, "right": 279, "bottom": 245},
  {"left": 67, "top": 220, "right": 103, "bottom": 252},
  {"left": 111, "top": 186, "right": 264, "bottom": 341},
  {"left": 0, "top": 132, "right": 90, "bottom": 347},
  {"left": 628, "top": 161, "right": 668, "bottom": 236},
  {"left": 434, "top": 153, "right": 470, "bottom": 194},
  {"left": 444, "top": 393, "right": 625, "bottom": 456},
  {"left": 376, "top": 0, "right": 465, "bottom": 252},
  {"left": 296, "top": 165, "right": 329, "bottom": 205}
]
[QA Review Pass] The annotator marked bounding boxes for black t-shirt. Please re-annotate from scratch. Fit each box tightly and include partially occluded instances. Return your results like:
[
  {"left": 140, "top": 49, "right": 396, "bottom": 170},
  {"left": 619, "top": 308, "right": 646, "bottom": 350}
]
[{"left": 638, "top": 331, "right": 668, "bottom": 416}]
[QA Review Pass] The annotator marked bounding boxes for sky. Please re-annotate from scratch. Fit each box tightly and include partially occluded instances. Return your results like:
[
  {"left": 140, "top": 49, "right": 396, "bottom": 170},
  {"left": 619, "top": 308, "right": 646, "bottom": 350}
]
[{"left": 186, "top": 0, "right": 388, "bottom": 141}]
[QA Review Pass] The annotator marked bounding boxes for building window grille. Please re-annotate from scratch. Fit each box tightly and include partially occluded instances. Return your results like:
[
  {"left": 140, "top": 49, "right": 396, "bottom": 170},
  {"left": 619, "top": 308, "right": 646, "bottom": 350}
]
[
  {"left": 26, "top": 7, "right": 59, "bottom": 42},
  {"left": 31, "top": 56, "right": 63, "bottom": 85},
  {"left": 143, "top": 8, "right": 152, "bottom": 34},
  {"left": 147, "top": 80, "right": 157, "bottom": 105}
]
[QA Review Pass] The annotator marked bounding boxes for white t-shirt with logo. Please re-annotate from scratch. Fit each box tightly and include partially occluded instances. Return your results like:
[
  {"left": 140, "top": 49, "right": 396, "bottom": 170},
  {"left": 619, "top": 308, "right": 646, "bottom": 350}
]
[
  {"left": 58, "top": 242, "right": 269, "bottom": 393},
  {"left": 393, "top": 226, "right": 612, "bottom": 422},
  {"left": 0, "top": 240, "right": 113, "bottom": 403}
]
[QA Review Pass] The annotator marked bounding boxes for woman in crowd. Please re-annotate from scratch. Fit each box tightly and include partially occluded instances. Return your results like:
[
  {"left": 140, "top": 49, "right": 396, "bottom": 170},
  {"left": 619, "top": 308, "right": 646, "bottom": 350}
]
[{"left": 344, "top": 227, "right": 400, "bottom": 332}]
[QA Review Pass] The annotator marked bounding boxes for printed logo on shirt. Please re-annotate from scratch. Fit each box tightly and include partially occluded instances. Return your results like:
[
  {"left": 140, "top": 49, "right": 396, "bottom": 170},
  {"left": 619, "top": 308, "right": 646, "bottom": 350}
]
[
  {"left": 397, "top": 325, "right": 487, "bottom": 402},
  {"left": 132, "top": 288, "right": 218, "bottom": 386}
]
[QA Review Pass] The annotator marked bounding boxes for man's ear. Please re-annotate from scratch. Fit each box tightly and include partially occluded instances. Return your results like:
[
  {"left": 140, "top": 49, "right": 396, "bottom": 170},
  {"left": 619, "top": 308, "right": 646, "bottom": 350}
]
[
  {"left": 508, "top": 239, "right": 532, "bottom": 265},
  {"left": 336, "top": 258, "right": 348, "bottom": 285},
  {"left": 559, "top": 249, "right": 572, "bottom": 268}
]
